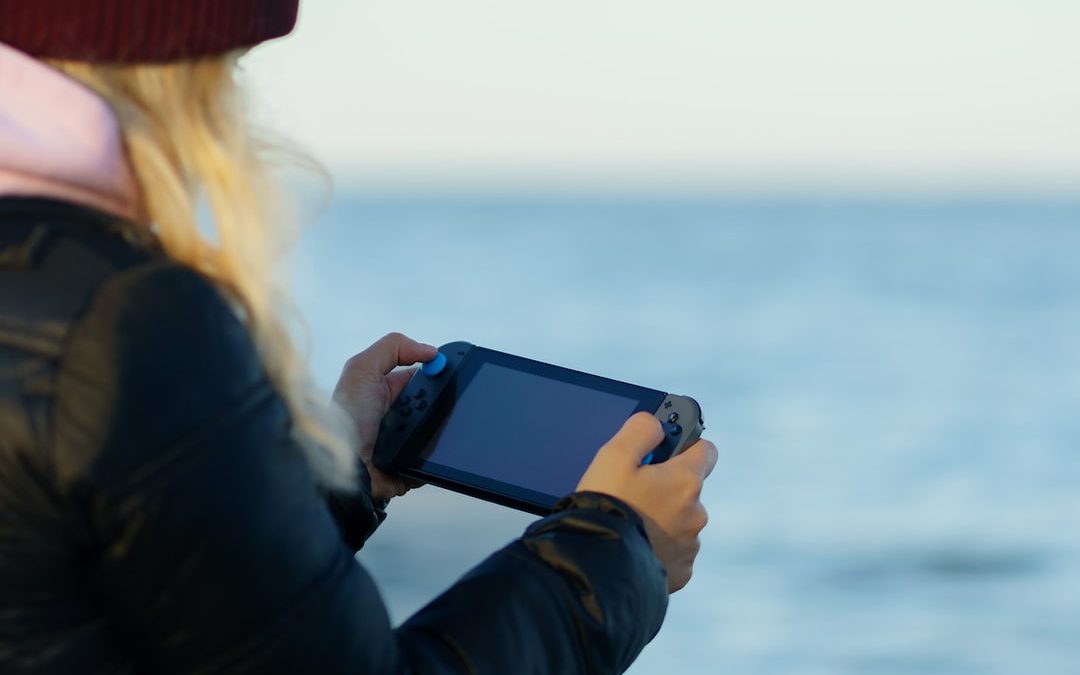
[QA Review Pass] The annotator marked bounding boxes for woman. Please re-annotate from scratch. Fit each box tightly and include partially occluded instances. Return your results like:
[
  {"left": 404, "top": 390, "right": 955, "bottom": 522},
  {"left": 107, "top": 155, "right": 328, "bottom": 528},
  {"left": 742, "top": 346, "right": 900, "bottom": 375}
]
[{"left": 0, "top": 2, "right": 717, "bottom": 672}]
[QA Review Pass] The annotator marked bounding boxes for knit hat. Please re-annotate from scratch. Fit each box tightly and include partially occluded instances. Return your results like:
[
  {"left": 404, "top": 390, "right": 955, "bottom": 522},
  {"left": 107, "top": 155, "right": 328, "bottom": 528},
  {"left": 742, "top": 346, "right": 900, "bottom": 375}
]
[{"left": 0, "top": 1, "right": 299, "bottom": 63}]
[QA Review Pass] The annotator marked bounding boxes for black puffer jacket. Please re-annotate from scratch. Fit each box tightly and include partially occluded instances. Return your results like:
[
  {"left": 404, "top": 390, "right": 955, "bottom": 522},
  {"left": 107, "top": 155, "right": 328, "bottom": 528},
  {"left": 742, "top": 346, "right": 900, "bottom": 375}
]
[{"left": 0, "top": 198, "right": 668, "bottom": 674}]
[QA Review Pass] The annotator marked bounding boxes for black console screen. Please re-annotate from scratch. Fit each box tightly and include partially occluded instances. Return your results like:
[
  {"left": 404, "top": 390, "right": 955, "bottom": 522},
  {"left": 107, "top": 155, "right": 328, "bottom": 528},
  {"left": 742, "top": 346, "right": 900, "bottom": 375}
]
[{"left": 417, "top": 362, "right": 642, "bottom": 501}]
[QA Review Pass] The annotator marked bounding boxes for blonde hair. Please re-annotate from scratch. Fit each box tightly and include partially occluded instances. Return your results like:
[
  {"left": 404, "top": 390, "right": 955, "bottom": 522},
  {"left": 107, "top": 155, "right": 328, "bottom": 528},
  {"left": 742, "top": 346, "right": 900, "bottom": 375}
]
[{"left": 50, "top": 54, "right": 357, "bottom": 491}]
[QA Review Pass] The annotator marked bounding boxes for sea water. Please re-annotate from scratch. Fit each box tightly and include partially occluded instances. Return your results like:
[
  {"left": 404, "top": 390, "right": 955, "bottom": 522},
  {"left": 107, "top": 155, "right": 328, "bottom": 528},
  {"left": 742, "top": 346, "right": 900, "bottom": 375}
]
[{"left": 293, "top": 194, "right": 1080, "bottom": 675}]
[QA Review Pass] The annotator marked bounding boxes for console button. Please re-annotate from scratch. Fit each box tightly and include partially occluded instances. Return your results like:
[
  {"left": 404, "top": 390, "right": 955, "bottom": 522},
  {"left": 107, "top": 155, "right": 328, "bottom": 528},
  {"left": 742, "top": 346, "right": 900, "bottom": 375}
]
[
  {"left": 397, "top": 395, "right": 411, "bottom": 406},
  {"left": 668, "top": 423, "right": 682, "bottom": 436},
  {"left": 667, "top": 412, "right": 679, "bottom": 423},
  {"left": 421, "top": 352, "right": 448, "bottom": 377},
  {"left": 415, "top": 399, "right": 428, "bottom": 410},
  {"left": 399, "top": 407, "right": 412, "bottom": 417},
  {"left": 414, "top": 388, "right": 426, "bottom": 399},
  {"left": 641, "top": 451, "right": 655, "bottom": 465}
]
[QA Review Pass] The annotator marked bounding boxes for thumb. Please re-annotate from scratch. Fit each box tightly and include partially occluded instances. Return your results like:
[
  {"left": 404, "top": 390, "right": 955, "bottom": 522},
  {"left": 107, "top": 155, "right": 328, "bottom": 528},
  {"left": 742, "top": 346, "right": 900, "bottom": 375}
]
[
  {"left": 355, "top": 332, "right": 438, "bottom": 376},
  {"left": 596, "top": 412, "right": 665, "bottom": 466}
]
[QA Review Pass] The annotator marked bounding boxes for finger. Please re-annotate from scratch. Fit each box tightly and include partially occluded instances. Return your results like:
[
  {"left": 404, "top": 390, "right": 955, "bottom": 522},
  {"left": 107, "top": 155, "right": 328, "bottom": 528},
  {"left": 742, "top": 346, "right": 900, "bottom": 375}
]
[
  {"left": 670, "top": 438, "right": 718, "bottom": 480},
  {"left": 356, "top": 332, "right": 438, "bottom": 376},
  {"left": 597, "top": 412, "right": 665, "bottom": 464},
  {"left": 386, "top": 367, "right": 417, "bottom": 401}
]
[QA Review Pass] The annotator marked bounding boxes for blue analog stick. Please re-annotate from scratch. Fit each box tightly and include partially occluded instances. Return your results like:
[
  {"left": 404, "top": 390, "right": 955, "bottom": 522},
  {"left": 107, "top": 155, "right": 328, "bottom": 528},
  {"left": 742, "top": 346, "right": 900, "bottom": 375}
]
[{"left": 421, "top": 352, "right": 448, "bottom": 377}]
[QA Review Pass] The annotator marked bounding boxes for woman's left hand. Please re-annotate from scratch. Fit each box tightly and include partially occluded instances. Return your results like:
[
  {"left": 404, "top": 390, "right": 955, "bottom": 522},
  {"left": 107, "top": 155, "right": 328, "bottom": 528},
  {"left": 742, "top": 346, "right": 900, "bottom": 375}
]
[{"left": 333, "top": 332, "right": 438, "bottom": 502}]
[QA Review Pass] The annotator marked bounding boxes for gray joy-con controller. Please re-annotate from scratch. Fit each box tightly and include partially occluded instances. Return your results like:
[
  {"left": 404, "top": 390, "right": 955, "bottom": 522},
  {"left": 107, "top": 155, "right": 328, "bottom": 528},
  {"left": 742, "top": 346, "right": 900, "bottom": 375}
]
[{"left": 643, "top": 394, "right": 705, "bottom": 465}]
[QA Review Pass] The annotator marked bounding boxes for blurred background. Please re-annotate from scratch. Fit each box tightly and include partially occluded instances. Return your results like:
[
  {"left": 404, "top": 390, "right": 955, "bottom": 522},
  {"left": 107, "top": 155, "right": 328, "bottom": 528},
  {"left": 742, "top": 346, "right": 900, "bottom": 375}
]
[{"left": 246, "top": 2, "right": 1079, "bottom": 673}]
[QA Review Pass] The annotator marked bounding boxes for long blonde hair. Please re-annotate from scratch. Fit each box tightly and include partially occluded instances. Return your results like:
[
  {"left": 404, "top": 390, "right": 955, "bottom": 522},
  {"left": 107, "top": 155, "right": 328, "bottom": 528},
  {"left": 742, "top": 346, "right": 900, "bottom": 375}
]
[{"left": 50, "top": 53, "right": 357, "bottom": 491}]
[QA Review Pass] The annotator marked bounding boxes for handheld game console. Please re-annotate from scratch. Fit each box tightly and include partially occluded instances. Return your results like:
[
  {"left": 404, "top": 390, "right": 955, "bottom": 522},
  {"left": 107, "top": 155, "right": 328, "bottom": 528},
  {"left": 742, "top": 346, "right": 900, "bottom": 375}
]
[{"left": 373, "top": 341, "right": 704, "bottom": 515}]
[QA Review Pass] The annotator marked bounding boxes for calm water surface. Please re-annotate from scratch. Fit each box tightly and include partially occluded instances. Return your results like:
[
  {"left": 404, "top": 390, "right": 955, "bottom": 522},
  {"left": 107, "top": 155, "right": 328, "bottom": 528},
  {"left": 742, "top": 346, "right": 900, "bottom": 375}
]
[{"left": 294, "top": 195, "right": 1080, "bottom": 675}]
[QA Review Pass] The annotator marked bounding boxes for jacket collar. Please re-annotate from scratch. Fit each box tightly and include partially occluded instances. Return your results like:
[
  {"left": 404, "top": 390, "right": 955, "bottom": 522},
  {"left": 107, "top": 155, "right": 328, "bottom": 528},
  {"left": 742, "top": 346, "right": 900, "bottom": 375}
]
[{"left": 0, "top": 41, "right": 141, "bottom": 222}]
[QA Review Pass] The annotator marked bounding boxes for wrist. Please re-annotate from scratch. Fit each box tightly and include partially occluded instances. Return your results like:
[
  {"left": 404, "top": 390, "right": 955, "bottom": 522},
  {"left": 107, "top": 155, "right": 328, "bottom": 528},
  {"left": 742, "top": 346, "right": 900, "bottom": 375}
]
[{"left": 552, "top": 491, "right": 645, "bottom": 527}]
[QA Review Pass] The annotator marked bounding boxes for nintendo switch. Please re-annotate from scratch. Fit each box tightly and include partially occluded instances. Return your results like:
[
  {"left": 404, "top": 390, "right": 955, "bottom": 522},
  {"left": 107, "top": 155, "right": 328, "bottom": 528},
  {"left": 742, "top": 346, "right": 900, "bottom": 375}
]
[{"left": 373, "top": 342, "right": 704, "bottom": 515}]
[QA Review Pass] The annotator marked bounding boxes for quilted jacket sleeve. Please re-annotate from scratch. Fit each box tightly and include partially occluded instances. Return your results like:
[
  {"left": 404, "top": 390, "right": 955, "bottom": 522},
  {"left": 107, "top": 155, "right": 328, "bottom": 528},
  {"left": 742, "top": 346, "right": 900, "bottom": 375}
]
[
  {"left": 51, "top": 261, "right": 668, "bottom": 674},
  {"left": 323, "top": 462, "right": 388, "bottom": 552}
]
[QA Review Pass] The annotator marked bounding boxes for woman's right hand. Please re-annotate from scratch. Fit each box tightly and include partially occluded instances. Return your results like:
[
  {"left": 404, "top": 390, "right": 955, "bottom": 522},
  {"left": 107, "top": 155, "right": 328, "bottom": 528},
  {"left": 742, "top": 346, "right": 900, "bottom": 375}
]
[{"left": 575, "top": 412, "right": 717, "bottom": 593}]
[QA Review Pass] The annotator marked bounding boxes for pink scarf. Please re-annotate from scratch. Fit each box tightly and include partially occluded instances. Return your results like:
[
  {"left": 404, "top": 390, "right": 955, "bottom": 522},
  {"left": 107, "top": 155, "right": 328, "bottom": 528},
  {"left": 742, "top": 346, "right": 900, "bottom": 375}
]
[{"left": 0, "top": 41, "right": 140, "bottom": 221}]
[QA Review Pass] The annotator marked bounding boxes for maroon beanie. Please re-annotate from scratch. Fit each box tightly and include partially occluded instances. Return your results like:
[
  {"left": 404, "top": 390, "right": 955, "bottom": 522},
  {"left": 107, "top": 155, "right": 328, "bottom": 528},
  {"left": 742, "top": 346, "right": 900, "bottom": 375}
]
[{"left": 0, "top": 0, "right": 299, "bottom": 63}]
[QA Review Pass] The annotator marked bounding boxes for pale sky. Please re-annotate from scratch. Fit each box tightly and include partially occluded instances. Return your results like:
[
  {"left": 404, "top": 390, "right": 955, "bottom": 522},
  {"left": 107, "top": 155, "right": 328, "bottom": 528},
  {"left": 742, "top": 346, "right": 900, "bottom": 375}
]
[{"left": 245, "top": 0, "right": 1080, "bottom": 193}]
